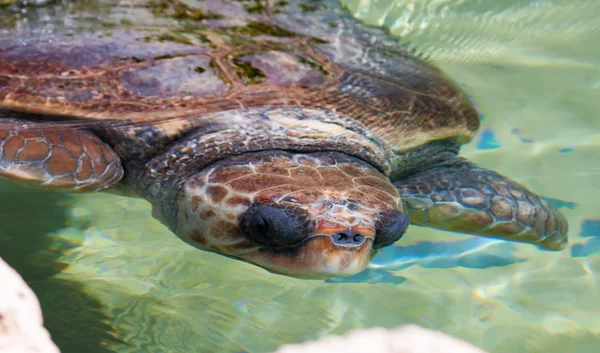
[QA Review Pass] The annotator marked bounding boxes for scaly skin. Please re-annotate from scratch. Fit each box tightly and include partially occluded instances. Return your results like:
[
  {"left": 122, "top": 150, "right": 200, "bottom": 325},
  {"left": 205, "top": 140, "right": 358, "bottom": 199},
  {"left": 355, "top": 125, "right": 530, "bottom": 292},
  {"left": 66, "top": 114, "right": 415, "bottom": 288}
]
[
  {"left": 168, "top": 150, "right": 403, "bottom": 278},
  {"left": 394, "top": 158, "right": 568, "bottom": 250},
  {"left": 0, "top": 0, "right": 569, "bottom": 279},
  {"left": 0, "top": 126, "right": 123, "bottom": 191}
]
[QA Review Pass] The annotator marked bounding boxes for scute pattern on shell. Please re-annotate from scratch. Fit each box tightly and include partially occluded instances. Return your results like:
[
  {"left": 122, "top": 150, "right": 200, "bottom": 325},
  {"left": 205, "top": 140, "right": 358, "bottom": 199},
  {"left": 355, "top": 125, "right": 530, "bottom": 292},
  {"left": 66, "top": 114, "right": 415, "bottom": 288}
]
[{"left": 0, "top": 0, "right": 479, "bottom": 156}]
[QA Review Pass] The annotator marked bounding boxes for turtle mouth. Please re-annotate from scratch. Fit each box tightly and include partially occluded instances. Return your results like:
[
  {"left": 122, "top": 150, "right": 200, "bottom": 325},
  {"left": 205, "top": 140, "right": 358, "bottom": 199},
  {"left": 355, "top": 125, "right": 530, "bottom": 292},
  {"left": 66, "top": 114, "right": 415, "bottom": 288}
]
[
  {"left": 245, "top": 234, "right": 376, "bottom": 279},
  {"left": 258, "top": 232, "right": 374, "bottom": 252}
]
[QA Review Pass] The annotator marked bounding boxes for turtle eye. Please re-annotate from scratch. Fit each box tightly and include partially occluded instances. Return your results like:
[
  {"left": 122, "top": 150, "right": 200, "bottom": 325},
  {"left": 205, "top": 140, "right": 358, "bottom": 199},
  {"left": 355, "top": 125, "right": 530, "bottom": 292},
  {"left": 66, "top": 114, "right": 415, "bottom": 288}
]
[
  {"left": 250, "top": 212, "right": 269, "bottom": 235},
  {"left": 374, "top": 210, "right": 410, "bottom": 249},
  {"left": 239, "top": 204, "right": 309, "bottom": 247}
]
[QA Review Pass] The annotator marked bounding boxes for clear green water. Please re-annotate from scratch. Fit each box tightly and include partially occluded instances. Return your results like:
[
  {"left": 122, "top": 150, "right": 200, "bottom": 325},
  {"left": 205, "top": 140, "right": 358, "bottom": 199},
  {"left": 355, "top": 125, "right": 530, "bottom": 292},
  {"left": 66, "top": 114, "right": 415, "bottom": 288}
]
[{"left": 1, "top": 0, "right": 599, "bottom": 352}]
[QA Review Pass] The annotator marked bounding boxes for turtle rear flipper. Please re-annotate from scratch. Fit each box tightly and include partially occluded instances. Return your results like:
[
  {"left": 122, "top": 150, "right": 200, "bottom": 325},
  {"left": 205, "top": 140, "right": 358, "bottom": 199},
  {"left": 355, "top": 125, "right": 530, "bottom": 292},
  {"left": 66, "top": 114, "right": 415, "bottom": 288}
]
[
  {"left": 0, "top": 128, "right": 123, "bottom": 192},
  {"left": 394, "top": 158, "right": 568, "bottom": 250}
]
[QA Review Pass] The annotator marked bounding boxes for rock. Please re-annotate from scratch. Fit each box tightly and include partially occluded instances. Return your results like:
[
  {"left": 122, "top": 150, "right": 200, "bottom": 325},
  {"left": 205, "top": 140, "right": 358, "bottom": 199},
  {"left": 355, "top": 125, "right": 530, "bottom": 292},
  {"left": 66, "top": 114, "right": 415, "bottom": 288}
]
[
  {"left": 273, "top": 324, "right": 489, "bottom": 353},
  {"left": 0, "top": 257, "right": 60, "bottom": 353}
]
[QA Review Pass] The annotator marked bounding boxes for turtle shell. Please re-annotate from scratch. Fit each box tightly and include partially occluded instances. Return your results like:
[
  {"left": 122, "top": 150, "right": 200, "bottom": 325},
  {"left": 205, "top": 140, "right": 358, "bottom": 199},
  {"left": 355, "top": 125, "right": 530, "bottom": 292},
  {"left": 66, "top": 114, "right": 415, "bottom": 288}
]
[{"left": 0, "top": 0, "right": 479, "bottom": 156}]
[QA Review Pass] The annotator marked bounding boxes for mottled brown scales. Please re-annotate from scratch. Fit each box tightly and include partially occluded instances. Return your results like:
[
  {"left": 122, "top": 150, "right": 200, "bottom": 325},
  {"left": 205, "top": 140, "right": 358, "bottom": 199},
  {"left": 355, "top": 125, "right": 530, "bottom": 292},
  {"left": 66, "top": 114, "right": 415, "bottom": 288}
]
[
  {"left": 189, "top": 229, "right": 208, "bottom": 245},
  {"left": 2, "top": 135, "right": 22, "bottom": 160},
  {"left": 490, "top": 197, "right": 513, "bottom": 220},
  {"left": 83, "top": 137, "right": 107, "bottom": 164},
  {"left": 104, "top": 164, "right": 118, "bottom": 179},
  {"left": 219, "top": 240, "right": 256, "bottom": 253},
  {"left": 355, "top": 189, "right": 398, "bottom": 209},
  {"left": 254, "top": 163, "right": 289, "bottom": 176},
  {"left": 208, "top": 166, "right": 250, "bottom": 183},
  {"left": 287, "top": 166, "right": 318, "bottom": 179},
  {"left": 228, "top": 174, "right": 295, "bottom": 193},
  {"left": 337, "top": 164, "right": 367, "bottom": 177},
  {"left": 354, "top": 177, "right": 398, "bottom": 195},
  {"left": 444, "top": 210, "right": 492, "bottom": 233},
  {"left": 17, "top": 131, "right": 40, "bottom": 139},
  {"left": 458, "top": 189, "right": 485, "bottom": 208},
  {"left": 46, "top": 147, "right": 77, "bottom": 175},
  {"left": 44, "top": 133, "right": 62, "bottom": 146},
  {"left": 534, "top": 209, "right": 547, "bottom": 232},
  {"left": 210, "top": 220, "right": 241, "bottom": 241},
  {"left": 0, "top": 0, "right": 569, "bottom": 279},
  {"left": 199, "top": 209, "right": 217, "bottom": 220},
  {"left": 496, "top": 222, "right": 524, "bottom": 234},
  {"left": 206, "top": 185, "right": 229, "bottom": 203},
  {"left": 63, "top": 134, "right": 84, "bottom": 156},
  {"left": 516, "top": 201, "right": 534, "bottom": 223},
  {"left": 314, "top": 219, "right": 346, "bottom": 234},
  {"left": 77, "top": 157, "right": 92, "bottom": 180},
  {"left": 190, "top": 195, "right": 204, "bottom": 213},
  {"left": 0, "top": 129, "right": 123, "bottom": 191},
  {"left": 254, "top": 185, "right": 301, "bottom": 202},
  {"left": 0, "top": 0, "right": 480, "bottom": 152},
  {"left": 226, "top": 195, "right": 252, "bottom": 207},
  {"left": 314, "top": 167, "right": 349, "bottom": 186},
  {"left": 225, "top": 212, "right": 238, "bottom": 220}
]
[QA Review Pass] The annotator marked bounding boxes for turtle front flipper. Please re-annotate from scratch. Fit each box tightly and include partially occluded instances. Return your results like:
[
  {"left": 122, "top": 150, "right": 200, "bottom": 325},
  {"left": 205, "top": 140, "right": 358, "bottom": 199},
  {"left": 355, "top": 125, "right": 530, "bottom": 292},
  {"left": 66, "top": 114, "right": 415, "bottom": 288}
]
[
  {"left": 393, "top": 158, "right": 568, "bottom": 250},
  {"left": 0, "top": 128, "right": 123, "bottom": 191}
]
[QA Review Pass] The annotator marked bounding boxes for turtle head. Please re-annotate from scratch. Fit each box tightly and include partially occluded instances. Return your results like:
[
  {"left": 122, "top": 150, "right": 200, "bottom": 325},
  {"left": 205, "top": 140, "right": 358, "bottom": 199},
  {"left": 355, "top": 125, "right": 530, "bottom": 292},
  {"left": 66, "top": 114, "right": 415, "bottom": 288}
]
[{"left": 172, "top": 150, "right": 409, "bottom": 279}]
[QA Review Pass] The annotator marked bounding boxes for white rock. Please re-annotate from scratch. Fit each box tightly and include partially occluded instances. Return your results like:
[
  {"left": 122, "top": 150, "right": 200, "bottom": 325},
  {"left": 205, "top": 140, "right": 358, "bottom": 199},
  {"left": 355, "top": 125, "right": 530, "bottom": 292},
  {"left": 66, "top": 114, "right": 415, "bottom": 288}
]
[
  {"left": 273, "top": 325, "right": 489, "bottom": 353},
  {"left": 0, "top": 257, "right": 60, "bottom": 353}
]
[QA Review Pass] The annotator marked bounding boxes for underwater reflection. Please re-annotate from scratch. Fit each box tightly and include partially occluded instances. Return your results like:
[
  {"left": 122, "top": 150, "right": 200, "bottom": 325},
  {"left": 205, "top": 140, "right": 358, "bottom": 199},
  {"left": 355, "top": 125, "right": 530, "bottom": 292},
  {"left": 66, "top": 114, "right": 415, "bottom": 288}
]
[
  {"left": 328, "top": 238, "right": 523, "bottom": 284},
  {"left": 0, "top": 181, "right": 125, "bottom": 353}
]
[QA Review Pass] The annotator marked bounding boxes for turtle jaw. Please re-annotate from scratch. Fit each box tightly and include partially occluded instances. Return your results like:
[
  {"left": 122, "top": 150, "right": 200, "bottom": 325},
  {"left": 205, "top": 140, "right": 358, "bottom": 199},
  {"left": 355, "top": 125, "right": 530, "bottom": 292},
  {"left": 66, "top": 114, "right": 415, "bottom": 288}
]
[{"left": 245, "top": 235, "right": 377, "bottom": 279}]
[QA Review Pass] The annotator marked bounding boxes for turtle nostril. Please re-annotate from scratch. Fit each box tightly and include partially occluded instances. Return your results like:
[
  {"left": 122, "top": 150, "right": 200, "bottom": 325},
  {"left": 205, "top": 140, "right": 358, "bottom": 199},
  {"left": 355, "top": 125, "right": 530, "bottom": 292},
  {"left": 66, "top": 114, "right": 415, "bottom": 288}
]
[
  {"left": 331, "top": 231, "right": 366, "bottom": 246},
  {"left": 335, "top": 233, "right": 348, "bottom": 241}
]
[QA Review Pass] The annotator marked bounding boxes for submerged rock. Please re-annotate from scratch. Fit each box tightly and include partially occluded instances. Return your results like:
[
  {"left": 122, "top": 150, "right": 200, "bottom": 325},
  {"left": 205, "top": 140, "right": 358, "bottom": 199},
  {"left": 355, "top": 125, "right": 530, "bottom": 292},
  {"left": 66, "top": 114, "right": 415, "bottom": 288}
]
[
  {"left": 273, "top": 325, "right": 489, "bottom": 353},
  {"left": 0, "top": 257, "right": 59, "bottom": 353}
]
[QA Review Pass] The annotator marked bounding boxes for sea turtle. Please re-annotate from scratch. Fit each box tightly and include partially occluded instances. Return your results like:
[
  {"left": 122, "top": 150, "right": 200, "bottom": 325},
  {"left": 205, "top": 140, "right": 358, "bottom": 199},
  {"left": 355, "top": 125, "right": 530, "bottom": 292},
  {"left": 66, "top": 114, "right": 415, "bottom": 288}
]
[{"left": 0, "top": 0, "right": 567, "bottom": 278}]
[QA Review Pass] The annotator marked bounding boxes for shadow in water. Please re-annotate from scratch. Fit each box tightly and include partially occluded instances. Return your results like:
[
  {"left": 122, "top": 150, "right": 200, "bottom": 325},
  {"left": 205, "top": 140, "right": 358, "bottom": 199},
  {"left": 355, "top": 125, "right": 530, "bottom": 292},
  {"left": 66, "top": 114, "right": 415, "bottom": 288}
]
[
  {"left": 0, "top": 180, "right": 124, "bottom": 353},
  {"left": 571, "top": 218, "right": 600, "bottom": 257},
  {"left": 328, "top": 237, "right": 523, "bottom": 284}
]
